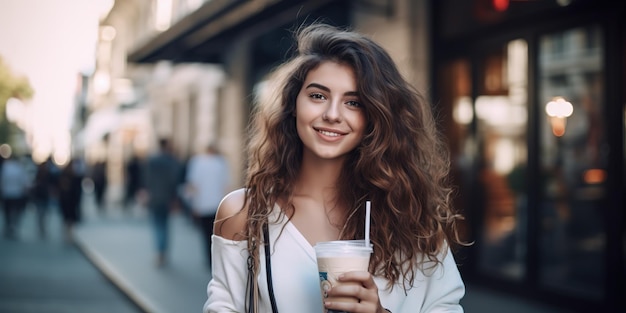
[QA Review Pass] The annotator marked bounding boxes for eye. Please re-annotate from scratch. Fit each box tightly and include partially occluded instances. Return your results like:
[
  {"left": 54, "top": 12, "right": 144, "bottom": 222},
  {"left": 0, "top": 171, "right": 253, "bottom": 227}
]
[
  {"left": 309, "top": 93, "right": 326, "bottom": 100},
  {"left": 346, "top": 100, "right": 362, "bottom": 108}
]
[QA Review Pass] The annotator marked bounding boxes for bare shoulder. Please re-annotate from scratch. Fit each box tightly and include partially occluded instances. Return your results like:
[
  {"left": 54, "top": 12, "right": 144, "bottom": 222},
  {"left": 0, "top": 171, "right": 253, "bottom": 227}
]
[{"left": 214, "top": 188, "right": 248, "bottom": 240}]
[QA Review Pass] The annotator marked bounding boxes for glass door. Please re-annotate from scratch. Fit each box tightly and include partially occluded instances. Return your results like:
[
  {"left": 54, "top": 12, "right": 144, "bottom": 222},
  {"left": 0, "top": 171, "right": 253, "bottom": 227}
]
[{"left": 537, "top": 25, "right": 606, "bottom": 300}]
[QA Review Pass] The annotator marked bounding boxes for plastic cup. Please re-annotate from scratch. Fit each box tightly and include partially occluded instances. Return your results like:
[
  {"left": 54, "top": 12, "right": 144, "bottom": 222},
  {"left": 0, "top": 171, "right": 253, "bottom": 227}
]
[{"left": 314, "top": 240, "right": 373, "bottom": 311}]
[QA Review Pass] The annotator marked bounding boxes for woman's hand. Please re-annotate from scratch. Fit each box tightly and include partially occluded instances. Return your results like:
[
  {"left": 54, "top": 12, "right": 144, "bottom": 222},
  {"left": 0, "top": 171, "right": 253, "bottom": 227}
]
[{"left": 323, "top": 271, "right": 386, "bottom": 313}]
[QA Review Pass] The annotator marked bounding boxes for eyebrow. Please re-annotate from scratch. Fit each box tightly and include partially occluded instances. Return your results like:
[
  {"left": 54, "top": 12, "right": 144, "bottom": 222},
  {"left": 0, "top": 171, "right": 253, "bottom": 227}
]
[{"left": 305, "top": 83, "right": 359, "bottom": 97}]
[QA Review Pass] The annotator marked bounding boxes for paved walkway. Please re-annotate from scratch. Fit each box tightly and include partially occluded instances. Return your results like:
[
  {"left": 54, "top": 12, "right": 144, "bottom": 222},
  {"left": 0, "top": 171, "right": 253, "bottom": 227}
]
[
  {"left": 0, "top": 200, "right": 143, "bottom": 313},
  {"left": 74, "top": 194, "right": 210, "bottom": 313}
]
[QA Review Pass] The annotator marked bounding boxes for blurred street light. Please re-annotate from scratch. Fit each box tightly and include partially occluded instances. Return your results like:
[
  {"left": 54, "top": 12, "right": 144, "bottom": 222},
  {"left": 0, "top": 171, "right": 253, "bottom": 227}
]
[{"left": 545, "top": 96, "right": 573, "bottom": 137}]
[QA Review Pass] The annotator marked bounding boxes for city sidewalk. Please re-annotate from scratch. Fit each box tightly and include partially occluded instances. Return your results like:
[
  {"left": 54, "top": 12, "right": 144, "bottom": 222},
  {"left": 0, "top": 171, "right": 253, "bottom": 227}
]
[
  {"left": 73, "top": 193, "right": 210, "bottom": 313},
  {"left": 0, "top": 199, "right": 143, "bottom": 313},
  {"left": 74, "top": 191, "right": 569, "bottom": 313}
]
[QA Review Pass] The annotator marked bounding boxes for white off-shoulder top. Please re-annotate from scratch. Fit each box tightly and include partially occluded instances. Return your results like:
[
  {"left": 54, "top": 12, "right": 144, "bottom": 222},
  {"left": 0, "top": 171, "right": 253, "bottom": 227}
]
[{"left": 203, "top": 206, "right": 465, "bottom": 313}]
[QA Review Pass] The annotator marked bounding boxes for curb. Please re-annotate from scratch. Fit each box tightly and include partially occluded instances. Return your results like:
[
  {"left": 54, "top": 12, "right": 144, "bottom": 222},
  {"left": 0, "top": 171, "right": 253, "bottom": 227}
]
[{"left": 73, "top": 234, "right": 165, "bottom": 313}]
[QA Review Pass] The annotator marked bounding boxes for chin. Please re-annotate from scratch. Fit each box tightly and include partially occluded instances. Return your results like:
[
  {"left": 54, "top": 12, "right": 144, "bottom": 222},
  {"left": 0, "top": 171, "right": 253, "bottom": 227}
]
[{"left": 314, "top": 152, "right": 347, "bottom": 160}]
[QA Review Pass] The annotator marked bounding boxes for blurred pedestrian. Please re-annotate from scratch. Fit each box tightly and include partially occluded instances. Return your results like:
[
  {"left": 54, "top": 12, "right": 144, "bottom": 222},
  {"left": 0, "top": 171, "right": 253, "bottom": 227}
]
[
  {"left": 91, "top": 159, "right": 108, "bottom": 213},
  {"left": 185, "top": 143, "right": 231, "bottom": 267},
  {"left": 44, "top": 156, "right": 61, "bottom": 211},
  {"left": 58, "top": 157, "right": 85, "bottom": 242},
  {"left": 30, "top": 162, "right": 52, "bottom": 238},
  {"left": 124, "top": 153, "right": 143, "bottom": 211},
  {"left": 0, "top": 154, "right": 30, "bottom": 239},
  {"left": 142, "top": 138, "right": 180, "bottom": 267}
]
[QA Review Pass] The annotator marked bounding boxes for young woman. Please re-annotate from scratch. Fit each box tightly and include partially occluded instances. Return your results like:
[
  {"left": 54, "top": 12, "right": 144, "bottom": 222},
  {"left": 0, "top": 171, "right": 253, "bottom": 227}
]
[{"left": 204, "top": 23, "right": 466, "bottom": 313}]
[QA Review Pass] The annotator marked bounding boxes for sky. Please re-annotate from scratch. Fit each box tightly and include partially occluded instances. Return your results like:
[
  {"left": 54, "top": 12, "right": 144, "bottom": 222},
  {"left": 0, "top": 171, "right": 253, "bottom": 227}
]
[{"left": 0, "top": 0, "right": 112, "bottom": 161}]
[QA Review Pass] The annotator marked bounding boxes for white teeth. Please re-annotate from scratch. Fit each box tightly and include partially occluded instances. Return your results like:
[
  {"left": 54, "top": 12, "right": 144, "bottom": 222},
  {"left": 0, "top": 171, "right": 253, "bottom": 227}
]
[{"left": 318, "top": 130, "right": 340, "bottom": 137}]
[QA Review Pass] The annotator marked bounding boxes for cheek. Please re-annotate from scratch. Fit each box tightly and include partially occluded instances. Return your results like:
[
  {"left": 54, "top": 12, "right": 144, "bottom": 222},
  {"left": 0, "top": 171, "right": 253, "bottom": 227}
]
[
  {"left": 295, "top": 98, "right": 317, "bottom": 123},
  {"left": 351, "top": 113, "right": 367, "bottom": 134},
  {"left": 294, "top": 110, "right": 308, "bottom": 138},
  {"left": 295, "top": 116, "right": 304, "bottom": 135},
  {"left": 294, "top": 94, "right": 306, "bottom": 119}
]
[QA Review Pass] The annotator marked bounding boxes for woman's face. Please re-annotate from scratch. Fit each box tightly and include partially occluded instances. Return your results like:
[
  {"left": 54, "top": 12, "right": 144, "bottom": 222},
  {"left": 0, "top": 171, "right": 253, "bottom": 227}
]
[{"left": 295, "top": 61, "right": 366, "bottom": 162}]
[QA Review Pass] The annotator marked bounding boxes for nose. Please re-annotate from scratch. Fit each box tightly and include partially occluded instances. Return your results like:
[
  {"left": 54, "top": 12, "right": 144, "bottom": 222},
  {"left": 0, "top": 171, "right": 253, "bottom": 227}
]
[{"left": 322, "top": 101, "right": 342, "bottom": 122}]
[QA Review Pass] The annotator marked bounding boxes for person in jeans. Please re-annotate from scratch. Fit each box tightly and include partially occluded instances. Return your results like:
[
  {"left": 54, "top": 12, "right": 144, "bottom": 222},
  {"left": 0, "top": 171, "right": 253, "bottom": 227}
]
[{"left": 142, "top": 138, "right": 180, "bottom": 267}]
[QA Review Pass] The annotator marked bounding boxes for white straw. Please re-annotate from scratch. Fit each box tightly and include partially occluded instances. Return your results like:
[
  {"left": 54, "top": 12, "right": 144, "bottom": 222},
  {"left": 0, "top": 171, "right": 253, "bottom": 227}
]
[{"left": 365, "top": 201, "right": 371, "bottom": 246}]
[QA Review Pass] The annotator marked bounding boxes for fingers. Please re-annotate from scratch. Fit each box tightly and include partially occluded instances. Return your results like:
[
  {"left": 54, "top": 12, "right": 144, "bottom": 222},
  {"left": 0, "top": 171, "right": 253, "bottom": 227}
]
[
  {"left": 324, "top": 298, "right": 379, "bottom": 313},
  {"left": 339, "top": 271, "right": 378, "bottom": 289},
  {"left": 324, "top": 271, "right": 381, "bottom": 313}
]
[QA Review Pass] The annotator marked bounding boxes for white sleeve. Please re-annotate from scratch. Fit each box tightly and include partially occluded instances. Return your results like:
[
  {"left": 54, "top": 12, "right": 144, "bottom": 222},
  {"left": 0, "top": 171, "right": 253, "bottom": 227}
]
[
  {"left": 375, "top": 249, "right": 465, "bottom": 313},
  {"left": 420, "top": 247, "right": 465, "bottom": 312},
  {"left": 392, "top": 247, "right": 465, "bottom": 313},
  {"left": 204, "top": 235, "right": 249, "bottom": 313}
]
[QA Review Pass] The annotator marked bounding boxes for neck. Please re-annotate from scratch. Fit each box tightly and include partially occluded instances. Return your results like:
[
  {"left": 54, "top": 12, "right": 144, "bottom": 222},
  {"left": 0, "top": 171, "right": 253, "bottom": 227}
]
[{"left": 293, "top": 151, "right": 345, "bottom": 203}]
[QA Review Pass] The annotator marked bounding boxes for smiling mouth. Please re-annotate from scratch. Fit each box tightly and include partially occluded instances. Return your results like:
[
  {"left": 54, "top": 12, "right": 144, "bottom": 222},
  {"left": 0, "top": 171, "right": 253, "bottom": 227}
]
[{"left": 317, "top": 129, "right": 341, "bottom": 137}]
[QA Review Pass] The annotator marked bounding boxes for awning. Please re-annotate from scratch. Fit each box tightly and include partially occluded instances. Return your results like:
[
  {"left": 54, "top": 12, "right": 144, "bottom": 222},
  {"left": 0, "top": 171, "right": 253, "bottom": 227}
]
[{"left": 127, "top": 0, "right": 336, "bottom": 64}]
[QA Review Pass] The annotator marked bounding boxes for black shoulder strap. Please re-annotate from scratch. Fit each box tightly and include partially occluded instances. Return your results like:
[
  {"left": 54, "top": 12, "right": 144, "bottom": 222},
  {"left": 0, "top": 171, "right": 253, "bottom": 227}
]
[{"left": 263, "top": 223, "right": 279, "bottom": 313}]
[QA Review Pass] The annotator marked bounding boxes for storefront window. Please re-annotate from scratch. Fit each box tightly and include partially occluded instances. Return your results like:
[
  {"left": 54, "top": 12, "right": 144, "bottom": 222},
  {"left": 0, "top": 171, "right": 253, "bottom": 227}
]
[
  {"left": 440, "top": 41, "right": 529, "bottom": 280},
  {"left": 475, "top": 39, "right": 528, "bottom": 280},
  {"left": 538, "top": 25, "right": 605, "bottom": 300}
]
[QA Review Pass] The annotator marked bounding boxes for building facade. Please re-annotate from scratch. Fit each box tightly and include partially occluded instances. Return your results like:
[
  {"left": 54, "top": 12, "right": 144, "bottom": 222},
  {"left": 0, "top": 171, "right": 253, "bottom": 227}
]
[
  {"left": 93, "top": 0, "right": 624, "bottom": 311},
  {"left": 432, "top": 0, "right": 624, "bottom": 311}
]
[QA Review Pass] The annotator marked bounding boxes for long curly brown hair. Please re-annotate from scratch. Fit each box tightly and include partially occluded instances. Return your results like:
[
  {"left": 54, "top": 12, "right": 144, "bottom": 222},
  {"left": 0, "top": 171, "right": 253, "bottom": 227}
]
[{"left": 242, "top": 23, "right": 465, "bottom": 291}]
